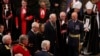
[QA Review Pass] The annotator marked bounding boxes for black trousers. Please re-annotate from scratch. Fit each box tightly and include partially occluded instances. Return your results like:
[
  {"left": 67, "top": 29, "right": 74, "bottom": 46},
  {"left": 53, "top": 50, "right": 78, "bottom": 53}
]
[{"left": 68, "top": 37, "right": 79, "bottom": 56}]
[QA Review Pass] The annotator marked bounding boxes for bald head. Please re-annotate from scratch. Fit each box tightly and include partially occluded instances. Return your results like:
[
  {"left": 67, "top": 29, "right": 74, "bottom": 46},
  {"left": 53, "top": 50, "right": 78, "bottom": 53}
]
[{"left": 71, "top": 12, "right": 78, "bottom": 20}]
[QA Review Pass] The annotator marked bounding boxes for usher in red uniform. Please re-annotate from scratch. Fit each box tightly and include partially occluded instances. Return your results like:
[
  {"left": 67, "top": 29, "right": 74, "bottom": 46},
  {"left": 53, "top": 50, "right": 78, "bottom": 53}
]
[{"left": 13, "top": 44, "right": 30, "bottom": 56}]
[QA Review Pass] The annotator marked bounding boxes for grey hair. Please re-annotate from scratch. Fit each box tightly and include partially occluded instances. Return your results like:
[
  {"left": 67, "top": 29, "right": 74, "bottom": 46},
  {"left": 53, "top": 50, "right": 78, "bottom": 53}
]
[
  {"left": 19, "top": 35, "right": 28, "bottom": 43},
  {"left": 41, "top": 40, "right": 50, "bottom": 49},
  {"left": 2, "top": 35, "right": 11, "bottom": 44},
  {"left": 60, "top": 12, "right": 66, "bottom": 17},
  {"left": 31, "top": 22, "right": 39, "bottom": 28},
  {"left": 49, "top": 13, "right": 56, "bottom": 19}
]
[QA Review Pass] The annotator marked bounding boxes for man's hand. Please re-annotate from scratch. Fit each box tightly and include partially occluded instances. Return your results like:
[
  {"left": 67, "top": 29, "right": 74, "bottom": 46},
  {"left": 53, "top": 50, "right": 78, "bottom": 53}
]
[
  {"left": 26, "top": 17, "right": 29, "bottom": 20},
  {"left": 54, "top": 3, "right": 59, "bottom": 7},
  {"left": 61, "top": 30, "right": 67, "bottom": 34},
  {"left": 16, "top": 26, "right": 19, "bottom": 29}
]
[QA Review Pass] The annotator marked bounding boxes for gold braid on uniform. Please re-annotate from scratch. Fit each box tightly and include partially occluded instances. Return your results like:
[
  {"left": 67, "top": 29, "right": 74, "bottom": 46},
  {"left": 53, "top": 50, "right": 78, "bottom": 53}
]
[
  {"left": 19, "top": 43, "right": 28, "bottom": 51},
  {"left": 5, "top": 45, "right": 10, "bottom": 50}
]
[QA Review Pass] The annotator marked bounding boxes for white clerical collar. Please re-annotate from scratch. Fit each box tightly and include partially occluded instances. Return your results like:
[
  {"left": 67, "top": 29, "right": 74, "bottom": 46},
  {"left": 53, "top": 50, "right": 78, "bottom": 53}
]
[
  {"left": 31, "top": 29, "right": 38, "bottom": 34},
  {"left": 42, "top": 49, "right": 48, "bottom": 51},
  {"left": 5, "top": 4, "right": 8, "bottom": 7},
  {"left": 61, "top": 20, "right": 65, "bottom": 25}
]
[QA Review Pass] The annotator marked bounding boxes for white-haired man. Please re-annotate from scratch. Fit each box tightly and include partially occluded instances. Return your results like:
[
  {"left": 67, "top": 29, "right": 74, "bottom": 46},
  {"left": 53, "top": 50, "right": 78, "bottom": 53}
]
[
  {"left": 59, "top": 12, "right": 67, "bottom": 34},
  {"left": 0, "top": 35, "right": 12, "bottom": 56},
  {"left": 27, "top": 22, "right": 40, "bottom": 56},
  {"left": 58, "top": 11, "right": 68, "bottom": 56},
  {"left": 34, "top": 40, "right": 53, "bottom": 56},
  {"left": 44, "top": 13, "right": 57, "bottom": 55},
  {"left": 41, "top": 40, "right": 50, "bottom": 51}
]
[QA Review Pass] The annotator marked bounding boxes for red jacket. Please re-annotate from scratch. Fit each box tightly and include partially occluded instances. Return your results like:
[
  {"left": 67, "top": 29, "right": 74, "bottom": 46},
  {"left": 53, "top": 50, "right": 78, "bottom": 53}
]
[{"left": 13, "top": 44, "right": 30, "bottom": 56}]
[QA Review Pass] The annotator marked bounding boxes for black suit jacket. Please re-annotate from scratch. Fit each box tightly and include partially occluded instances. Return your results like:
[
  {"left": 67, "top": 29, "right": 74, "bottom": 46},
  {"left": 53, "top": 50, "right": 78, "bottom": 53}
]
[
  {"left": 27, "top": 30, "right": 38, "bottom": 47},
  {"left": 34, "top": 51, "right": 54, "bottom": 56},
  {"left": 44, "top": 21, "right": 57, "bottom": 46},
  {"left": 27, "top": 30, "right": 41, "bottom": 51},
  {"left": 0, "top": 44, "right": 11, "bottom": 56}
]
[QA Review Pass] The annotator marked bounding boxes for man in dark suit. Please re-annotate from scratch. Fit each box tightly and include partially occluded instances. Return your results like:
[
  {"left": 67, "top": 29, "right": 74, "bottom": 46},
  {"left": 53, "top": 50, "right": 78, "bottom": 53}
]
[
  {"left": 44, "top": 13, "right": 58, "bottom": 56},
  {"left": 34, "top": 40, "right": 54, "bottom": 56},
  {"left": 27, "top": 22, "right": 40, "bottom": 56},
  {"left": 0, "top": 35, "right": 12, "bottom": 56}
]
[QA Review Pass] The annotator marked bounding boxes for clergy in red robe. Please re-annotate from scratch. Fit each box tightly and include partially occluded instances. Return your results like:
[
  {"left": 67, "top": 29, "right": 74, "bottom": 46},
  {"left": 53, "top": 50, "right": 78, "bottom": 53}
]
[
  {"left": 34, "top": 1, "right": 50, "bottom": 23},
  {"left": 15, "top": 0, "right": 33, "bottom": 35},
  {"left": 13, "top": 35, "right": 30, "bottom": 56}
]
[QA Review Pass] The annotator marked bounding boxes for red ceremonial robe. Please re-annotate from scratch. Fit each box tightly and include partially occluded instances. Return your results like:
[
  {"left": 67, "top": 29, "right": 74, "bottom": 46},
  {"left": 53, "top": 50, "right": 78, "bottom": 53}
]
[
  {"left": 15, "top": 8, "right": 33, "bottom": 34},
  {"left": 13, "top": 44, "right": 30, "bottom": 56}
]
